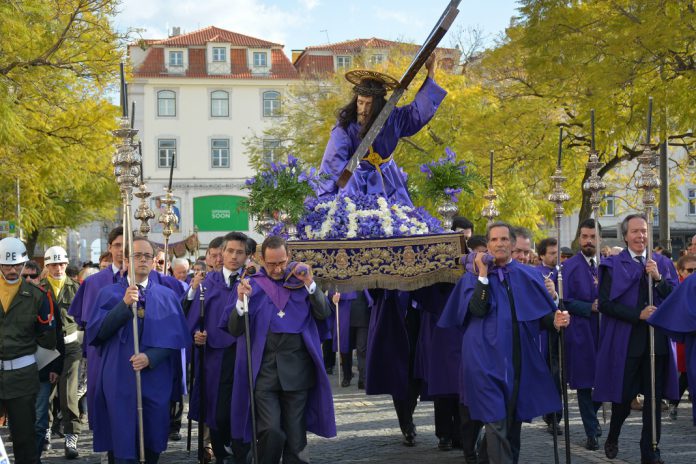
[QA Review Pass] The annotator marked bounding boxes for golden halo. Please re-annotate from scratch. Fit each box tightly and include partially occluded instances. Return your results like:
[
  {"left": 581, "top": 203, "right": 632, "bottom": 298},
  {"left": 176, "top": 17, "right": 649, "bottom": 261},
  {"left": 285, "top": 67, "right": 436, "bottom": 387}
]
[{"left": 345, "top": 69, "right": 399, "bottom": 91}]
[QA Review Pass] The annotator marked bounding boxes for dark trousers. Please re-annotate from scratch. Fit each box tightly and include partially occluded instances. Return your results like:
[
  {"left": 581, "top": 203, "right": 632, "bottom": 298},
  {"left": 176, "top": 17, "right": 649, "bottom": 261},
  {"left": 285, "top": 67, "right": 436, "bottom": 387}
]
[
  {"left": 434, "top": 397, "right": 462, "bottom": 442},
  {"left": 3, "top": 393, "right": 38, "bottom": 464},
  {"left": 607, "top": 354, "right": 666, "bottom": 462},
  {"left": 169, "top": 399, "right": 183, "bottom": 434},
  {"left": 459, "top": 404, "right": 485, "bottom": 464},
  {"left": 543, "top": 331, "right": 562, "bottom": 426},
  {"left": 211, "top": 346, "right": 236, "bottom": 461},
  {"left": 392, "top": 305, "right": 421, "bottom": 436},
  {"left": 577, "top": 388, "right": 601, "bottom": 438},
  {"left": 670, "top": 372, "right": 690, "bottom": 407},
  {"left": 484, "top": 418, "right": 522, "bottom": 464},
  {"left": 255, "top": 389, "right": 309, "bottom": 464},
  {"left": 321, "top": 340, "right": 335, "bottom": 371},
  {"left": 339, "top": 327, "right": 368, "bottom": 382}
]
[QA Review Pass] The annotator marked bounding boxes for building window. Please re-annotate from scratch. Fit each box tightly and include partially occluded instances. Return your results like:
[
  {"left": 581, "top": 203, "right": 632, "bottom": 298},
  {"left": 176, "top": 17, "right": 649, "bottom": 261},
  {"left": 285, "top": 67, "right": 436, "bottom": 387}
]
[
  {"left": 601, "top": 194, "right": 615, "bottom": 217},
  {"left": 262, "top": 91, "right": 281, "bottom": 117},
  {"left": 158, "top": 139, "right": 177, "bottom": 168},
  {"left": 211, "top": 139, "right": 230, "bottom": 168},
  {"left": 336, "top": 55, "right": 352, "bottom": 69},
  {"left": 210, "top": 90, "right": 229, "bottom": 117},
  {"left": 212, "top": 47, "right": 226, "bottom": 62},
  {"left": 263, "top": 140, "right": 280, "bottom": 164},
  {"left": 169, "top": 51, "right": 183, "bottom": 66},
  {"left": 253, "top": 52, "right": 268, "bottom": 67},
  {"left": 688, "top": 188, "right": 696, "bottom": 215},
  {"left": 157, "top": 90, "right": 176, "bottom": 117},
  {"left": 370, "top": 54, "right": 385, "bottom": 65}
]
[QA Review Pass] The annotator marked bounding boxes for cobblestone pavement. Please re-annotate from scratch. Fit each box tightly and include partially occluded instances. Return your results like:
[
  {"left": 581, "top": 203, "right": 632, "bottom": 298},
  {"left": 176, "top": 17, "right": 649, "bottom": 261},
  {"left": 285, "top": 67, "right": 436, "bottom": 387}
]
[{"left": 4, "top": 373, "right": 695, "bottom": 463}]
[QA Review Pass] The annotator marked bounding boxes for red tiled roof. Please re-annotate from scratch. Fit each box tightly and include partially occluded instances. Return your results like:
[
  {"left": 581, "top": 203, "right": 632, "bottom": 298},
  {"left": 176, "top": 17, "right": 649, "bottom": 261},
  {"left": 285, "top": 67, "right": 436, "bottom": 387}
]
[
  {"left": 132, "top": 45, "right": 299, "bottom": 80},
  {"left": 146, "top": 26, "right": 282, "bottom": 48},
  {"left": 293, "top": 37, "right": 460, "bottom": 76}
]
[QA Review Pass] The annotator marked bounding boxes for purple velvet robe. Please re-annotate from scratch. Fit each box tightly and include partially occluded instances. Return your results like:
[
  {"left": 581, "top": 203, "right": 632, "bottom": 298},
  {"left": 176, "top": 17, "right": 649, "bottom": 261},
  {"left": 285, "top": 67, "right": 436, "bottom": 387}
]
[
  {"left": 68, "top": 267, "right": 119, "bottom": 428},
  {"left": 229, "top": 269, "right": 336, "bottom": 442},
  {"left": 86, "top": 280, "right": 189, "bottom": 459},
  {"left": 561, "top": 253, "right": 600, "bottom": 389},
  {"left": 413, "top": 284, "right": 462, "bottom": 397},
  {"left": 593, "top": 249, "right": 679, "bottom": 403},
  {"left": 438, "top": 260, "right": 562, "bottom": 423},
  {"left": 365, "top": 290, "right": 412, "bottom": 399},
  {"left": 534, "top": 263, "right": 557, "bottom": 356},
  {"left": 648, "top": 274, "right": 696, "bottom": 424},
  {"left": 186, "top": 270, "right": 238, "bottom": 428},
  {"left": 316, "top": 77, "right": 447, "bottom": 206}
]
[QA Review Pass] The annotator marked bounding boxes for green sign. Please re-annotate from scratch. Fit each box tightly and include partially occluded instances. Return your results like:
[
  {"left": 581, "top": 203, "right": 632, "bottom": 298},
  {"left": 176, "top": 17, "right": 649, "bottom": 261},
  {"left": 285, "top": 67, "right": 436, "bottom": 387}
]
[{"left": 193, "top": 195, "right": 249, "bottom": 232}]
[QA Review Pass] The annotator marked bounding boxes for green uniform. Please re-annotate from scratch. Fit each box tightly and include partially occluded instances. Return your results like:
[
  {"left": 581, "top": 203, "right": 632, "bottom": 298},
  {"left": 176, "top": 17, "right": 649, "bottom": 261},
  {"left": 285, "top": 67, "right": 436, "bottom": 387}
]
[{"left": 0, "top": 279, "right": 56, "bottom": 463}]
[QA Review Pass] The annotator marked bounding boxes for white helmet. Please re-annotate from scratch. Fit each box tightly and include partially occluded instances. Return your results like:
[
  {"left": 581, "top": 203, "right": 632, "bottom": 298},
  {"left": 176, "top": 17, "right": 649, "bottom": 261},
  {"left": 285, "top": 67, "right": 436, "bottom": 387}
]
[
  {"left": 44, "top": 246, "right": 69, "bottom": 265},
  {"left": 0, "top": 237, "right": 29, "bottom": 265}
]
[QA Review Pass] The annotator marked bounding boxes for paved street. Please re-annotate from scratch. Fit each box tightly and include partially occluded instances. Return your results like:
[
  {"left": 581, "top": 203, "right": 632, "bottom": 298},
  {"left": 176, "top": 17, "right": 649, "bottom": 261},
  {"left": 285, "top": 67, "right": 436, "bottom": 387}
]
[{"left": 4, "top": 373, "right": 695, "bottom": 463}]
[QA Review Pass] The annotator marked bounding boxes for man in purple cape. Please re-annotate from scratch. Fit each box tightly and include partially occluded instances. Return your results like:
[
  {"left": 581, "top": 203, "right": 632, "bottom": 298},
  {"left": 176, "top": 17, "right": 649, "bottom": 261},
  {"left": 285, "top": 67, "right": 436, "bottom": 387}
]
[
  {"left": 315, "top": 53, "right": 446, "bottom": 206},
  {"left": 69, "top": 227, "right": 187, "bottom": 434},
  {"left": 648, "top": 273, "right": 696, "bottom": 425},
  {"left": 593, "top": 214, "right": 677, "bottom": 463},
  {"left": 186, "top": 232, "right": 250, "bottom": 462},
  {"left": 560, "top": 219, "right": 603, "bottom": 450},
  {"left": 87, "top": 237, "right": 188, "bottom": 463},
  {"left": 329, "top": 290, "right": 372, "bottom": 388},
  {"left": 439, "top": 222, "right": 569, "bottom": 464},
  {"left": 227, "top": 236, "right": 335, "bottom": 464}
]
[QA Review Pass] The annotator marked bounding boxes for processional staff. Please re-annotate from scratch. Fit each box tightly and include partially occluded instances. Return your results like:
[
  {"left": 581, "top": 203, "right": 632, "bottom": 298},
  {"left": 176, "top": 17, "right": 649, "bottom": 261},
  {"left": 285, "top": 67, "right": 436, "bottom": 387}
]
[
  {"left": 481, "top": 150, "right": 499, "bottom": 224},
  {"left": 158, "top": 158, "right": 178, "bottom": 273},
  {"left": 134, "top": 141, "right": 156, "bottom": 237},
  {"left": 582, "top": 109, "right": 607, "bottom": 424},
  {"left": 112, "top": 62, "right": 146, "bottom": 464},
  {"left": 547, "top": 127, "right": 571, "bottom": 464},
  {"left": 635, "top": 97, "right": 660, "bottom": 451}
]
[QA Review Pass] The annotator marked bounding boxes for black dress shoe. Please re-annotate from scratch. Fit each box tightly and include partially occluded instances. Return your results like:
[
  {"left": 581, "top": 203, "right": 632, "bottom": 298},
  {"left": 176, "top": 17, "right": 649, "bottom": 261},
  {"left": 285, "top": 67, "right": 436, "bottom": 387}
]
[
  {"left": 402, "top": 431, "right": 416, "bottom": 447},
  {"left": 169, "top": 431, "right": 182, "bottom": 441},
  {"left": 585, "top": 436, "right": 599, "bottom": 451},
  {"left": 438, "top": 437, "right": 452, "bottom": 451},
  {"left": 341, "top": 375, "right": 352, "bottom": 387},
  {"left": 357, "top": 380, "right": 365, "bottom": 390},
  {"left": 604, "top": 440, "right": 618, "bottom": 459},
  {"left": 641, "top": 459, "right": 664, "bottom": 464}
]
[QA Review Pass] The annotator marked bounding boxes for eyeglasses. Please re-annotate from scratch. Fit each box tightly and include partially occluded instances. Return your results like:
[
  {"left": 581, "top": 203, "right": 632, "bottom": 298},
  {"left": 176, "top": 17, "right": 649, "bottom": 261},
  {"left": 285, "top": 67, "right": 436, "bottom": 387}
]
[
  {"left": 130, "top": 253, "right": 154, "bottom": 261},
  {"left": 22, "top": 274, "right": 39, "bottom": 279},
  {"left": 685, "top": 267, "right": 696, "bottom": 274},
  {"left": 265, "top": 259, "right": 287, "bottom": 269},
  {"left": 0, "top": 263, "right": 24, "bottom": 270}
]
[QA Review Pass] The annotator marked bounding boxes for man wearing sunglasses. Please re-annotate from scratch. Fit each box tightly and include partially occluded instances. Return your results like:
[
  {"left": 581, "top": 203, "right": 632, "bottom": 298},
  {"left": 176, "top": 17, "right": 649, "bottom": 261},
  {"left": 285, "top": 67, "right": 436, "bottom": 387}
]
[
  {"left": 39, "top": 246, "right": 82, "bottom": 458},
  {"left": 22, "top": 261, "right": 42, "bottom": 284},
  {"left": 0, "top": 237, "right": 56, "bottom": 464}
]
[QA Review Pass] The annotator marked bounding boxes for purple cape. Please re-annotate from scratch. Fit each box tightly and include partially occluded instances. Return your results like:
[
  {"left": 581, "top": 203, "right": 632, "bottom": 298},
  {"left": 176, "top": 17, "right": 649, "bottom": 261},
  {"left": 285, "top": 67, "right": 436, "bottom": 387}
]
[
  {"left": 186, "top": 271, "right": 238, "bottom": 427},
  {"left": 68, "top": 267, "right": 118, "bottom": 428},
  {"left": 561, "top": 253, "right": 600, "bottom": 389},
  {"left": 229, "top": 271, "right": 336, "bottom": 441},
  {"left": 412, "top": 284, "right": 462, "bottom": 397},
  {"left": 593, "top": 249, "right": 679, "bottom": 402},
  {"left": 316, "top": 77, "right": 447, "bottom": 206},
  {"left": 648, "top": 274, "right": 696, "bottom": 424},
  {"left": 365, "top": 290, "right": 412, "bottom": 399},
  {"left": 86, "top": 280, "right": 189, "bottom": 459},
  {"left": 438, "top": 260, "right": 562, "bottom": 423}
]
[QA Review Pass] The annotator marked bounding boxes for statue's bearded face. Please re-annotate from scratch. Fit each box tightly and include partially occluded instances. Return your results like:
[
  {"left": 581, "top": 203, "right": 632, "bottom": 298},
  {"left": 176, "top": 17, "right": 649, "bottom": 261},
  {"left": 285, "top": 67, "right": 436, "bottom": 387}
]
[{"left": 356, "top": 95, "right": 374, "bottom": 126}]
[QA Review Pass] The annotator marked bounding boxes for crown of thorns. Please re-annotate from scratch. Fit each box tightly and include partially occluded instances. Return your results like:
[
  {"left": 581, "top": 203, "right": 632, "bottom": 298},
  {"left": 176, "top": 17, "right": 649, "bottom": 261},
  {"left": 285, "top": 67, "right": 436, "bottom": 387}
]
[{"left": 345, "top": 70, "right": 399, "bottom": 97}]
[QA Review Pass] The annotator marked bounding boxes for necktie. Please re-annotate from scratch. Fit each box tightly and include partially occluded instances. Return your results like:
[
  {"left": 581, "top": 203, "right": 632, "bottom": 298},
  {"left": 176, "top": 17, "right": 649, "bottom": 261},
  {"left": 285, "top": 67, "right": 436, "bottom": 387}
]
[
  {"left": 229, "top": 273, "right": 237, "bottom": 288},
  {"left": 635, "top": 255, "right": 645, "bottom": 266}
]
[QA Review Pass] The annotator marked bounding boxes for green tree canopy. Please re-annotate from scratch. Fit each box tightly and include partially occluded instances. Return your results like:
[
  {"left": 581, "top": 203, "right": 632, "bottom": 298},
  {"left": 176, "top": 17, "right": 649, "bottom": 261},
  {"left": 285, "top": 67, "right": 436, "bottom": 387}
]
[{"left": 0, "top": 0, "right": 124, "bottom": 253}]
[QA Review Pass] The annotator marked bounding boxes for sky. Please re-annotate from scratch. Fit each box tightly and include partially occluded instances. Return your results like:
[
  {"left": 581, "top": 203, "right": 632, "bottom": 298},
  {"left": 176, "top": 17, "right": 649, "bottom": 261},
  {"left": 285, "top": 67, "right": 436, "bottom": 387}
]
[{"left": 114, "top": 0, "right": 521, "bottom": 57}]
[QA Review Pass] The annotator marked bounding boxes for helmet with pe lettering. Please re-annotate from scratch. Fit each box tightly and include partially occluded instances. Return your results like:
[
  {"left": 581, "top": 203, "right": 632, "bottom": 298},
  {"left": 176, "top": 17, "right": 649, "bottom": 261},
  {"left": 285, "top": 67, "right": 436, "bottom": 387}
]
[
  {"left": 44, "top": 246, "right": 69, "bottom": 265},
  {"left": 0, "top": 237, "right": 29, "bottom": 265}
]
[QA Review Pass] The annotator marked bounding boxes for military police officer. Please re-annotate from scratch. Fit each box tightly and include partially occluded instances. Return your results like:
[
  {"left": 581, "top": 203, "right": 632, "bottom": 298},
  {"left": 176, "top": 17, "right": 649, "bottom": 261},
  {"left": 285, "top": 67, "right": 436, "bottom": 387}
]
[{"left": 0, "top": 237, "right": 56, "bottom": 463}]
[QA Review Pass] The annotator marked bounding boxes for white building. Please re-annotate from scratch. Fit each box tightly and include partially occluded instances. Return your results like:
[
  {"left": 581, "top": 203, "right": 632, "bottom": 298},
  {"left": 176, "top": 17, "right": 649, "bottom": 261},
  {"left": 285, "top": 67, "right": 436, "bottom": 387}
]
[
  {"left": 127, "top": 26, "right": 299, "bottom": 251},
  {"left": 555, "top": 146, "right": 696, "bottom": 255}
]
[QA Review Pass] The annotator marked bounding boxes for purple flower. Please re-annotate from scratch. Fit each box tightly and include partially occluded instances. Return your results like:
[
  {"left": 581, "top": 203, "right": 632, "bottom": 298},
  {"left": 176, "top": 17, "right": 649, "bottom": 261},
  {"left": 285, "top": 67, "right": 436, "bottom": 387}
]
[
  {"left": 444, "top": 187, "right": 462, "bottom": 203},
  {"left": 245, "top": 177, "right": 256, "bottom": 186},
  {"left": 445, "top": 147, "right": 457, "bottom": 163}
]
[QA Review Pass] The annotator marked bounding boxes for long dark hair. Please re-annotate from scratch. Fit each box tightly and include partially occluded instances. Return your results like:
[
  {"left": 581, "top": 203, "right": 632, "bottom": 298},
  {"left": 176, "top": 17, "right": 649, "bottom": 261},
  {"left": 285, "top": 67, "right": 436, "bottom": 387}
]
[{"left": 337, "top": 79, "right": 387, "bottom": 139}]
